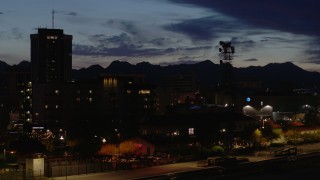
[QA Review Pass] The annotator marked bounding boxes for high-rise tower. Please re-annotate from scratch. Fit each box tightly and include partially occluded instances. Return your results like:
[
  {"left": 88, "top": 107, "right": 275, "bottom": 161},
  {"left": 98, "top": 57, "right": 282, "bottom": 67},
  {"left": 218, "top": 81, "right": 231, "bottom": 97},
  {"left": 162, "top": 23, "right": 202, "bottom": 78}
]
[
  {"left": 30, "top": 28, "right": 73, "bottom": 126},
  {"left": 30, "top": 28, "right": 72, "bottom": 84}
]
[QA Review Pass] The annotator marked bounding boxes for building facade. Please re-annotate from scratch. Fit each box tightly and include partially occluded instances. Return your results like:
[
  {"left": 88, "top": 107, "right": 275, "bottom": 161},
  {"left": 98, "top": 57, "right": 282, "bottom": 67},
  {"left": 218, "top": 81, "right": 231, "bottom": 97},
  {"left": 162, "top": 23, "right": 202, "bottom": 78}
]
[
  {"left": 30, "top": 28, "right": 72, "bottom": 84},
  {"left": 30, "top": 28, "right": 72, "bottom": 127}
]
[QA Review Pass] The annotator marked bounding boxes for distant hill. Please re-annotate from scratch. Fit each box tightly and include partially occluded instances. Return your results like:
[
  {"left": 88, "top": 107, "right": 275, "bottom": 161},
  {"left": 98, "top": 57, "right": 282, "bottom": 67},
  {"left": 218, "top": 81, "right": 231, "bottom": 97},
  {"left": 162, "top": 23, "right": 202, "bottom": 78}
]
[
  {"left": 72, "top": 60, "right": 320, "bottom": 90},
  {"left": 0, "top": 60, "right": 10, "bottom": 71},
  {"left": 1, "top": 60, "right": 320, "bottom": 90}
]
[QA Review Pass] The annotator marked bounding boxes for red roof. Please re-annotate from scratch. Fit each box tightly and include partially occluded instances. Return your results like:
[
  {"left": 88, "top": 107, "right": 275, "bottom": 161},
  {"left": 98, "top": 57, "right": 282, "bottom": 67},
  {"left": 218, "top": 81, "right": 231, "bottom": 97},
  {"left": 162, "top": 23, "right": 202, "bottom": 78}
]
[
  {"left": 288, "top": 121, "right": 304, "bottom": 127},
  {"left": 269, "top": 121, "right": 281, "bottom": 128}
]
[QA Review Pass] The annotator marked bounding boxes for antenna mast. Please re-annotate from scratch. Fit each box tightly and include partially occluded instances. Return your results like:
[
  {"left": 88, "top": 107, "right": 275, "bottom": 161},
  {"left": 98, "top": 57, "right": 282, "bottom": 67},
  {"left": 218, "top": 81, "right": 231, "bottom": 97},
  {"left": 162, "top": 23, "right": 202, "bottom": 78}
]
[{"left": 52, "top": 9, "right": 55, "bottom": 29}]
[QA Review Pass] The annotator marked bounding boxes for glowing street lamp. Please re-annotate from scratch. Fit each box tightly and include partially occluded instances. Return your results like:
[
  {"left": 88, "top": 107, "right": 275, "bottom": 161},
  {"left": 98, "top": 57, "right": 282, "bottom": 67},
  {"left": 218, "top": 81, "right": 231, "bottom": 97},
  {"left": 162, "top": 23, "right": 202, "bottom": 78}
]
[{"left": 220, "top": 128, "right": 226, "bottom": 133}]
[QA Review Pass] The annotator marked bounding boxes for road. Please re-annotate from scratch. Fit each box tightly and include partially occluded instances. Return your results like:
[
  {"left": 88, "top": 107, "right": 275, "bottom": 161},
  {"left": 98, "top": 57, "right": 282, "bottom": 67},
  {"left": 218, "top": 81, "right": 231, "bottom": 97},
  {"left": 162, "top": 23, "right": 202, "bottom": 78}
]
[
  {"left": 52, "top": 161, "right": 203, "bottom": 180},
  {"left": 51, "top": 143, "right": 320, "bottom": 180}
]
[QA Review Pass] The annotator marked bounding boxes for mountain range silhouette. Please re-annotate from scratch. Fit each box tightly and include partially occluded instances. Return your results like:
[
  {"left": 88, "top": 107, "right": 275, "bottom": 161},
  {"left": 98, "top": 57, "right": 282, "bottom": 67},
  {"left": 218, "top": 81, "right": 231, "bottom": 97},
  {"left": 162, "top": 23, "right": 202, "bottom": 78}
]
[{"left": 1, "top": 60, "right": 320, "bottom": 90}]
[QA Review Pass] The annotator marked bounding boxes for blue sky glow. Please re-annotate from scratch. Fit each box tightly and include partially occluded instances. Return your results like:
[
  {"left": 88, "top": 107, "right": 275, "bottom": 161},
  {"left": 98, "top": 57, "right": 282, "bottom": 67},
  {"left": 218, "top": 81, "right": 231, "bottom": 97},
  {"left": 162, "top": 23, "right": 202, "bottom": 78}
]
[{"left": 1, "top": 0, "right": 320, "bottom": 71}]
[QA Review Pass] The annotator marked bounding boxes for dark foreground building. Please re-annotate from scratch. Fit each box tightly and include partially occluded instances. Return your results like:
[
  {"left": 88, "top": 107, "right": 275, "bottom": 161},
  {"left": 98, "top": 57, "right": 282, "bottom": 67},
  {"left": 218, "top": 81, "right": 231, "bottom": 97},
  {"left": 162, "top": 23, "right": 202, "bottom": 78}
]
[{"left": 30, "top": 28, "right": 73, "bottom": 127}]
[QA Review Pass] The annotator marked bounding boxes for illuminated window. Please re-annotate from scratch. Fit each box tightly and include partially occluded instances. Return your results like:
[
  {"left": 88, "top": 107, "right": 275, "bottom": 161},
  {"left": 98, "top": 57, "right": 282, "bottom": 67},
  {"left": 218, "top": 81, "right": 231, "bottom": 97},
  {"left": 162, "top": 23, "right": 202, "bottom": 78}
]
[
  {"left": 127, "top": 90, "right": 131, "bottom": 94},
  {"left": 141, "top": 129, "right": 147, "bottom": 135},
  {"left": 45, "top": 105, "right": 48, "bottom": 109},
  {"left": 173, "top": 131, "right": 179, "bottom": 136},
  {"left": 188, "top": 128, "right": 194, "bottom": 135},
  {"left": 55, "top": 90, "right": 59, "bottom": 94},
  {"left": 103, "top": 77, "right": 118, "bottom": 89},
  {"left": 139, "top": 90, "right": 150, "bottom": 94},
  {"left": 55, "top": 105, "right": 59, "bottom": 109},
  {"left": 89, "top": 98, "right": 92, "bottom": 102},
  {"left": 46, "top": 36, "right": 57, "bottom": 39},
  {"left": 89, "top": 90, "right": 93, "bottom": 94}
]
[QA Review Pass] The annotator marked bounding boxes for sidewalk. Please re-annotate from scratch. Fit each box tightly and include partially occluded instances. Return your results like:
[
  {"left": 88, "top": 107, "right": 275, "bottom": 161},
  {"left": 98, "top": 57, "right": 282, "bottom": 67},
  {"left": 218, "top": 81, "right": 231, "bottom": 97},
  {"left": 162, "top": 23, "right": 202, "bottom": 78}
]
[{"left": 243, "top": 142, "right": 320, "bottom": 162}]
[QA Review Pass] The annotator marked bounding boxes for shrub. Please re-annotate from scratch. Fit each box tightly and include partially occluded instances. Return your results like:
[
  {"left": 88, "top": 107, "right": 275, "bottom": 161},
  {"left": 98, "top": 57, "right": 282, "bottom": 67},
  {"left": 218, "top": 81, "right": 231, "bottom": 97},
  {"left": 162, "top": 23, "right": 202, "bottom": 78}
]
[{"left": 211, "top": 146, "right": 225, "bottom": 156}]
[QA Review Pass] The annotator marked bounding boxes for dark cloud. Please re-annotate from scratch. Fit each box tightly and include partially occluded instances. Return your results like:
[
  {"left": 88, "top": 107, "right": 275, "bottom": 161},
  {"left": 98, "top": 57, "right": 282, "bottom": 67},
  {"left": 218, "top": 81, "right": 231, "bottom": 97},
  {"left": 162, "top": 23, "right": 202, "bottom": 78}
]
[
  {"left": 159, "top": 57, "right": 203, "bottom": 66},
  {"left": 103, "top": 19, "right": 139, "bottom": 35},
  {"left": 169, "top": 0, "right": 320, "bottom": 38},
  {"left": 73, "top": 43, "right": 161, "bottom": 57},
  {"left": 243, "top": 58, "right": 258, "bottom": 62},
  {"left": 74, "top": 33, "right": 164, "bottom": 57},
  {"left": 177, "top": 56, "right": 206, "bottom": 63},
  {"left": 149, "top": 38, "right": 166, "bottom": 46},
  {"left": 306, "top": 49, "right": 320, "bottom": 64},
  {"left": 53, "top": 10, "right": 77, "bottom": 17},
  {"left": 66, "top": 12, "right": 77, "bottom": 16},
  {"left": 260, "top": 36, "right": 307, "bottom": 45},
  {"left": 185, "top": 46, "right": 212, "bottom": 51},
  {"left": 231, "top": 38, "right": 255, "bottom": 46},
  {"left": 92, "top": 33, "right": 132, "bottom": 46},
  {"left": 73, "top": 32, "right": 211, "bottom": 58},
  {"left": 0, "top": 12, "right": 4, "bottom": 15},
  {"left": 164, "top": 16, "right": 243, "bottom": 41},
  {"left": 220, "top": 37, "right": 257, "bottom": 53},
  {"left": 301, "top": 38, "right": 320, "bottom": 64},
  {"left": 11, "top": 27, "right": 22, "bottom": 39}
]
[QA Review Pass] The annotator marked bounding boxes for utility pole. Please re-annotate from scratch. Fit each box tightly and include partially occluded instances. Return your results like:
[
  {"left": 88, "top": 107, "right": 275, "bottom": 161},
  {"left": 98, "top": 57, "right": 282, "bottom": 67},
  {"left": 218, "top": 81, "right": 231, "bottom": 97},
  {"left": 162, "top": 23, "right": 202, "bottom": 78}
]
[{"left": 64, "top": 151, "right": 68, "bottom": 180}]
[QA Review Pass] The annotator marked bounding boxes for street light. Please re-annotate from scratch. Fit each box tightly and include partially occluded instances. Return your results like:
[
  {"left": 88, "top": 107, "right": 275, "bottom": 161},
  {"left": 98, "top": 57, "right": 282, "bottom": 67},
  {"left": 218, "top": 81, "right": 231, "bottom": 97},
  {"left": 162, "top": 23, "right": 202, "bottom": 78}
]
[
  {"left": 3, "top": 149, "right": 5, "bottom": 162},
  {"left": 219, "top": 128, "right": 228, "bottom": 148},
  {"left": 64, "top": 151, "right": 68, "bottom": 180},
  {"left": 114, "top": 129, "right": 121, "bottom": 171}
]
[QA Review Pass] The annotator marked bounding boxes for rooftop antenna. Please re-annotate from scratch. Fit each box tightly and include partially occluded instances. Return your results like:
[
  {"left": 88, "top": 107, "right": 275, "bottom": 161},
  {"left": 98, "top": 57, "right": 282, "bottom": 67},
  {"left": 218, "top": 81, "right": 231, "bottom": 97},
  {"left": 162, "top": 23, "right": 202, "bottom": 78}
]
[{"left": 52, "top": 9, "right": 55, "bottom": 29}]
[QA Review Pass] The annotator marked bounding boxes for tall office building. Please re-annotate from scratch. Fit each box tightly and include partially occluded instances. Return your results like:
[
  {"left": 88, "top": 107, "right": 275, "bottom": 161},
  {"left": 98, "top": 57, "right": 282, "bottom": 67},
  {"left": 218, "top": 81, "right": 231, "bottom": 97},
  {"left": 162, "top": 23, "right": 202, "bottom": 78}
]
[
  {"left": 30, "top": 28, "right": 73, "bottom": 126},
  {"left": 30, "top": 28, "right": 72, "bottom": 84}
]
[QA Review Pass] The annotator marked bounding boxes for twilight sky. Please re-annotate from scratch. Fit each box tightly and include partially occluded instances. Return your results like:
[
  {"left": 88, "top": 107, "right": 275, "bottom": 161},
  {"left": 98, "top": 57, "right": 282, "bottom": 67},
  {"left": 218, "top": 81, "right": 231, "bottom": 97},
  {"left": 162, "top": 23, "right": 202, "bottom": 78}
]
[{"left": 1, "top": 0, "right": 320, "bottom": 71}]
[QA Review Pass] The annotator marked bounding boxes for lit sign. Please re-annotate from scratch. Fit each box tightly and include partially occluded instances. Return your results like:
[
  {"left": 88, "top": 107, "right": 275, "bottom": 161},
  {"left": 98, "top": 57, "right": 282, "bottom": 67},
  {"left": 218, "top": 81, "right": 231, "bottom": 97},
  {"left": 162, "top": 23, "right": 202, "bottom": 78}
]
[
  {"left": 139, "top": 90, "right": 150, "bottom": 94},
  {"left": 246, "top": 97, "right": 251, "bottom": 102},
  {"left": 32, "top": 127, "right": 44, "bottom": 130}
]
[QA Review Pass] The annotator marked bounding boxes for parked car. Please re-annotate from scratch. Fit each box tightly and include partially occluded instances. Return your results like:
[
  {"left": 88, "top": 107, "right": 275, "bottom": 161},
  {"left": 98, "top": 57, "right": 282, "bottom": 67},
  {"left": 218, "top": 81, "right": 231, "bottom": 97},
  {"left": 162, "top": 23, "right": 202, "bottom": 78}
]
[
  {"left": 274, "top": 147, "right": 297, "bottom": 157},
  {"left": 129, "top": 157, "right": 140, "bottom": 163}
]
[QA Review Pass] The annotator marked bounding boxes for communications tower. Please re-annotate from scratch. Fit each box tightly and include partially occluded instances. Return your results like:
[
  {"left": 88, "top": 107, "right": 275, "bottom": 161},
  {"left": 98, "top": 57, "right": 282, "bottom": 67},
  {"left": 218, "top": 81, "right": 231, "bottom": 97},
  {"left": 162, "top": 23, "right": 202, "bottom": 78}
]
[{"left": 218, "top": 41, "right": 235, "bottom": 108}]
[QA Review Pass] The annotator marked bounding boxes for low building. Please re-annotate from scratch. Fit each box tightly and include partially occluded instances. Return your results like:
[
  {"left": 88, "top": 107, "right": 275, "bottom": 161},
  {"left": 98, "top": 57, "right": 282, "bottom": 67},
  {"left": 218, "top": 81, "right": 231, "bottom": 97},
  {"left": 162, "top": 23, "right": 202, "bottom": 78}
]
[
  {"left": 139, "top": 106, "right": 257, "bottom": 149},
  {"left": 98, "top": 137, "right": 155, "bottom": 156}
]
